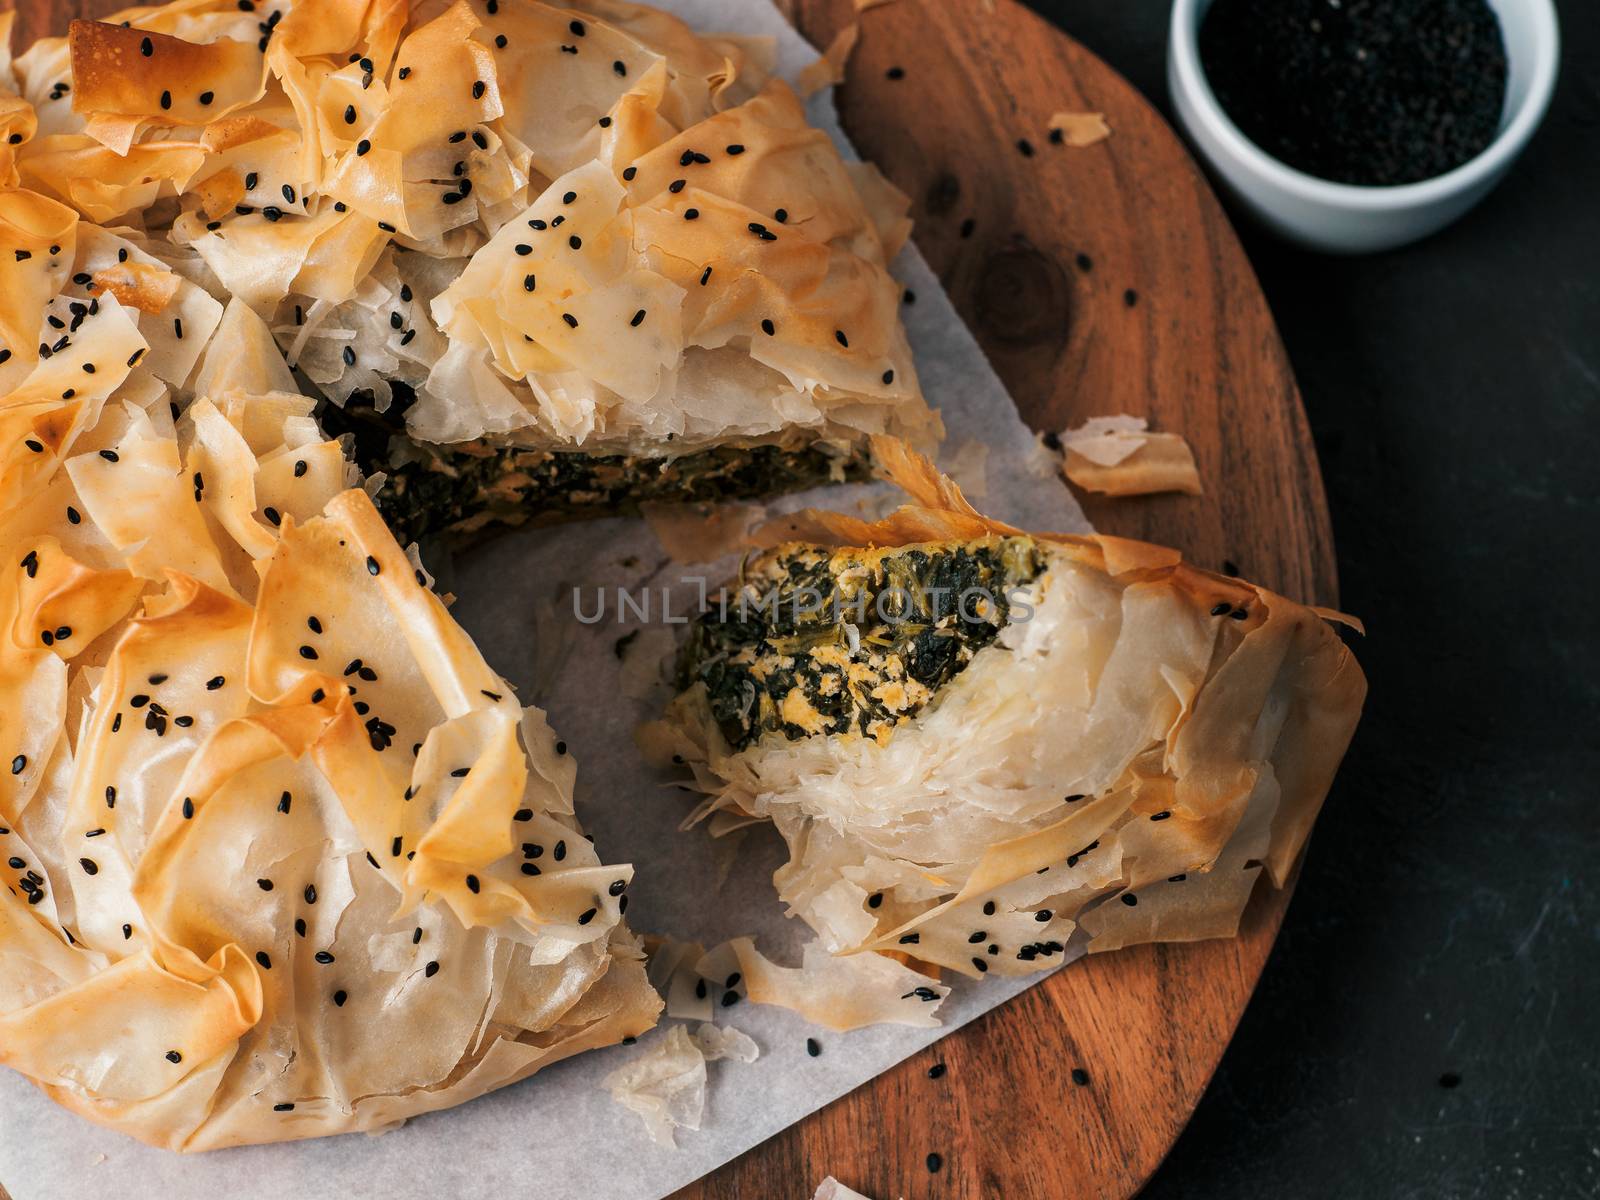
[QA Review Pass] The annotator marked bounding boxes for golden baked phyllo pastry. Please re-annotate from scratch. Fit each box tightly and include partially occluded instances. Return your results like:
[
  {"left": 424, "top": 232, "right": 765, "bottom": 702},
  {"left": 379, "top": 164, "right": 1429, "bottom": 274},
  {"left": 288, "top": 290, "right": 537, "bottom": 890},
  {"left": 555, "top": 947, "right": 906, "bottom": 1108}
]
[
  {"left": 9, "top": 0, "right": 936, "bottom": 547},
  {"left": 646, "top": 439, "right": 1366, "bottom": 976},
  {"left": 0, "top": 4, "right": 683, "bottom": 1145}
]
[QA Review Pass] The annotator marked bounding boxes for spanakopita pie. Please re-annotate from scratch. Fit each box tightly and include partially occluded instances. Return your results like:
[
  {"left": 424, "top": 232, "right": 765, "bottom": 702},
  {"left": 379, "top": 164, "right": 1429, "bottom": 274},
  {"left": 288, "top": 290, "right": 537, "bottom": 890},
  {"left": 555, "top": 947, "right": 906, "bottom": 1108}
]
[
  {"left": 646, "top": 439, "right": 1366, "bottom": 975},
  {"left": 0, "top": 172, "right": 659, "bottom": 1151},
  {"left": 8, "top": 0, "right": 936, "bottom": 548}
]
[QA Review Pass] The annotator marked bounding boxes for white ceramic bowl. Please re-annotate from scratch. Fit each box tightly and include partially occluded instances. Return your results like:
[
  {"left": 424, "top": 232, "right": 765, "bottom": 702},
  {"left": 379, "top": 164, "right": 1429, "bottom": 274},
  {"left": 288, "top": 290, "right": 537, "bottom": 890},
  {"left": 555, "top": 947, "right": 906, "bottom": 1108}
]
[{"left": 1167, "top": 0, "right": 1561, "bottom": 253}]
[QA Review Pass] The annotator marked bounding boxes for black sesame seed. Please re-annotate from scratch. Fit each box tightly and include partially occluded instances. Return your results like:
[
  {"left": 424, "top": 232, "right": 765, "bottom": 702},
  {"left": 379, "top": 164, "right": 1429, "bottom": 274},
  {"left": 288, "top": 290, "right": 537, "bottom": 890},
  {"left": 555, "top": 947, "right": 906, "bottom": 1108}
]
[
  {"left": 398, "top": 66, "right": 410, "bottom": 79},
  {"left": 1121, "top": 893, "right": 1138, "bottom": 907},
  {"left": 1210, "top": 602, "right": 1231, "bottom": 617},
  {"left": 274, "top": 1102, "right": 294, "bottom": 1111},
  {"left": 669, "top": 178, "right": 686, "bottom": 194},
  {"left": 1018, "top": 137, "right": 1036, "bottom": 157},
  {"left": 613, "top": 60, "right": 626, "bottom": 76},
  {"left": 140, "top": 36, "right": 153, "bottom": 55},
  {"left": 577, "top": 907, "right": 596, "bottom": 925},
  {"left": 333, "top": 989, "right": 348, "bottom": 1006},
  {"left": 683, "top": 207, "right": 699, "bottom": 220},
  {"left": 630, "top": 309, "right": 646, "bottom": 327},
  {"left": 699, "top": 266, "right": 712, "bottom": 286},
  {"left": 99, "top": 449, "right": 119, "bottom": 462},
  {"left": 342, "top": 345, "right": 356, "bottom": 366},
  {"left": 806, "top": 1037, "right": 821, "bottom": 1057},
  {"left": 159, "top": 90, "right": 172, "bottom": 110},
  {"left": 971, "top": 957, "right": 989, "bottom": 973},
  {"left": 182, "top": 797, "right": 194, "bottom": 819},
  {"left": 622, "top": 165, "right": 637, "bottom": 181},
  {"left": 760, "top": 318, "right": 775, "bottom": 336},
  {"left": 355, "top": 139, "right": 371, "bottom": 156},
  {"left": 106, "top": 786, "right": 116, "bottom": 808},
  {"left": 1071, "top": 1067, "right": 1090, "bottom": 1086},
  {"left": 926, "top": 1152, "right": 942, "bottom": 1173},
  {"left": 465, "top": 874, "right": 480, "bottom": 893},
  {"left": 257, "top": 878, "right": 274, "bottom": 891},
  {"left": 983, "top": 900, "right": 996, "bottom": 916},
  {"left": 166, "top": 1051, "right": 182, "bottom": 1064},
  {"left": 929, "top": 1062, "right": 947, "bottom": 1079},
  {"left": 568, "top": 234, "right": 582, "bottom": 250},
  {"left": 255, "top": 951, "right": 272, "bottom": 969},
  {"left": 523, "top": 274, "right": 536, "bottom": 292},
  {"left": 562, "top": 313, "right": 578, "bottom": 328},
  {"left": 1076, "top": 252, "right": 1093, "bottom": 272},
  {"left": 495, "top": 34, "right": 508, "bottom": 48},
  {"left": 344, "top": 104, "right": 357, "bottom": 125},
  {"left": 471, "top": 80, "right": 485, "bottom": 100},
  {"left": 887, "top": 66, "right": 905, "bottom": 80},
  {"left": 299, "top": 645, "right": 318, "bottom": 660},
  {"left": 424, "top": 960, "right": 439, "bottom": 978},
  {"left": 834, "top": 329, "right": 849, "bottom": 348},
  {"left": 79, "top": 857, "right": 98, "bottom": 875},
  {"left": 471, "top": 130, "right": 488, "bottom": 149},
  {"left": 1230, "top": 606, "right": 1249, "bottom": 621},
  {"left": 1124, "top": 288, "right": 1139, "bottom": 307}
]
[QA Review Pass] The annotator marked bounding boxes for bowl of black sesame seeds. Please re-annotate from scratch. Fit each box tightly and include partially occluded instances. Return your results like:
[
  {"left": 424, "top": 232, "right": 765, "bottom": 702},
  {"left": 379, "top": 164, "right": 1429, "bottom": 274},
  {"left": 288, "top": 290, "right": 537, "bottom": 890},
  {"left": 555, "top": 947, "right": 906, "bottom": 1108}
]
[{"left": 1168, "top": 0, "right": 1559, "bottom": 252}]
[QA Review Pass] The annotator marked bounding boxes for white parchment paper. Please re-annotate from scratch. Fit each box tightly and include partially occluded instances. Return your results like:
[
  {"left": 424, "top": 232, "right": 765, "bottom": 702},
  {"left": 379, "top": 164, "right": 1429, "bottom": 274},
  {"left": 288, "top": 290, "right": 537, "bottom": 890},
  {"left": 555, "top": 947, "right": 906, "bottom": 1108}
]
[{"left": 0, "top": 3, "right": 1094, "bottom": 1196}]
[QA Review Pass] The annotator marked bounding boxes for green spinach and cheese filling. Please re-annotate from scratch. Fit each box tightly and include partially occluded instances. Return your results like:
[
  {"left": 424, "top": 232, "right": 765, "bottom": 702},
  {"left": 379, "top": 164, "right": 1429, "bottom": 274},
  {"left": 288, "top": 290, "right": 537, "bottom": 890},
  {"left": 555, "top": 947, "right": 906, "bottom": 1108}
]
[
  {"left": 319, "top": 389, "right": 870, "bottom": 546},
  {"left": 676, "top": 536, "right": 1044, "bottom": 749}
]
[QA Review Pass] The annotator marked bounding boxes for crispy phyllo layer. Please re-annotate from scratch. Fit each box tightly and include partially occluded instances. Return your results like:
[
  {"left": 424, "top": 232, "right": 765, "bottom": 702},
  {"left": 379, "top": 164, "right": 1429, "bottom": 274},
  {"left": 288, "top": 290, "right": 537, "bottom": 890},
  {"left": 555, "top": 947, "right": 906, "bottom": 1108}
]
[
  {"left": 10, "top": 0, "right": 937, "bottom": 472},
  {"left": 647, "top": 438, "right": 1366, "bottom": 977},
  {"left": 0, "top": 195, "right": 659, "bottom": 1150}
]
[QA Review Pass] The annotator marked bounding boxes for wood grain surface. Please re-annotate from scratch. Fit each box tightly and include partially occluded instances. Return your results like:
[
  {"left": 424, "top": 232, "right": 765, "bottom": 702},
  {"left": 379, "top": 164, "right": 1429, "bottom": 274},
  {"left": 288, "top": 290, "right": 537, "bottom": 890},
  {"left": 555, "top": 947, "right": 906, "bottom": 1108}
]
[{"left": 0, "top": 1, "right": 1337, "bottom": 1198}]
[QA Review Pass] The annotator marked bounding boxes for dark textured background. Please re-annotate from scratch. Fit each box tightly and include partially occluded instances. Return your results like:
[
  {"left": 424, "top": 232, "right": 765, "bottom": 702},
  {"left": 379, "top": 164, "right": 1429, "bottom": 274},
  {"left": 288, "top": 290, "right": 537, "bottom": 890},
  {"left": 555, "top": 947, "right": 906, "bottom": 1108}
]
[{"left": 1018, "top": 1, "right": 1599, "bottom": 1196}]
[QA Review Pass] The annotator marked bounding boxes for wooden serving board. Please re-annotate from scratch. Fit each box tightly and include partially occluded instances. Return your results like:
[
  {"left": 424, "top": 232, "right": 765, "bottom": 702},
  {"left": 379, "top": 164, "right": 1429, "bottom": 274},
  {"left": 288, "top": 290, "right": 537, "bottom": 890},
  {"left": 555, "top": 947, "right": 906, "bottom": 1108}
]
[
  {"left": 0, "top": 1, "right": 1337, "bottom": 1197},
  {"left": 682, "top": 3, "right": 1339, "bottom": 1199}
]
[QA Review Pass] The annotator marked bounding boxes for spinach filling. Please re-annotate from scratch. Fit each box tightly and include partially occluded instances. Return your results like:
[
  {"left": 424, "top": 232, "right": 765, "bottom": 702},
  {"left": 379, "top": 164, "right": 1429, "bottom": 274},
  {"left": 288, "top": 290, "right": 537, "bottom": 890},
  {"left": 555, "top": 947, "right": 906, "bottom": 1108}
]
[
  {"left": 677, "top": 537, "right": 1044, "bottom": 750},
  {"left": 316, "top": 384, "right": 868, "bottom": 547}
]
